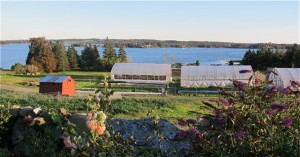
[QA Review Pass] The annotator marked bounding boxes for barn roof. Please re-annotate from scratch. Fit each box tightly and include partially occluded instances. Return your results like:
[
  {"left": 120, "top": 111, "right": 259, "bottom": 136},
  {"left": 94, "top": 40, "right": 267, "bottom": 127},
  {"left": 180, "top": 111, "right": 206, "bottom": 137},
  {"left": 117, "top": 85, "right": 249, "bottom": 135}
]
[{"left": 40, "top": 75, "right": 69, "bottom": 83}]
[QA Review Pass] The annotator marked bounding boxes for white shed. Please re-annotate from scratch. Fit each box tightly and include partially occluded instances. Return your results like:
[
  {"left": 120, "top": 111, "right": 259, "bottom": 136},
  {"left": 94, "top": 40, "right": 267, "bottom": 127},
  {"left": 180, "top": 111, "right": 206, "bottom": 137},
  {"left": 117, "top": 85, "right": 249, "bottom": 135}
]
[
  {"left": 181, "top": 65, "right": 253, "bottom": 87},
  {"left": 111, "top": 63, "right": 172, "bottom": 84},
  {"left": 268, "top": 68, "right": 300, "bottom": 90}
]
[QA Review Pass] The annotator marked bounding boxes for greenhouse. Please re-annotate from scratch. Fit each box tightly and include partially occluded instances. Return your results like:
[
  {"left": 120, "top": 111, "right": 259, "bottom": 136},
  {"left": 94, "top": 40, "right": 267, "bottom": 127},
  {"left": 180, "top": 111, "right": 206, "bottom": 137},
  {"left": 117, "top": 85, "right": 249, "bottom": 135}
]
[
  {"left": 181, "top": 65, "right": 253, "bottom": 87},
  {"left": 268, "top": 68, "right": 300, "bottom": 90},
  {"left": 111, "top": 63, "right": 172, "bottom": 84}
]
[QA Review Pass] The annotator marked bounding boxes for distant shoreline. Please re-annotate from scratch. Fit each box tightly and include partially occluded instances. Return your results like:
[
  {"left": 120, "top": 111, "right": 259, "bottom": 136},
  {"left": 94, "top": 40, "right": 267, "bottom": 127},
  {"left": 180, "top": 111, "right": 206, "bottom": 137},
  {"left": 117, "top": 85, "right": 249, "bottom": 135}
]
[{"left": 0, "top": 39, "right": 292, "bottom": 49}]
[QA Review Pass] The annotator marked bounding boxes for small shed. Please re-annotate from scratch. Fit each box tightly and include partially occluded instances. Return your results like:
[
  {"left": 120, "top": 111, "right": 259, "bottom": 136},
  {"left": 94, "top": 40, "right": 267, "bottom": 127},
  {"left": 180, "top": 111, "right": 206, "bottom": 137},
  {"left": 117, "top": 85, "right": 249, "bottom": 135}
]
[
  {"left": 111, "top": 63, "right": 172, "bottom": 84},
  {"left": 39, "top": 75, "right": 75, "bottom": 96},
  {"left": 268, "top": 68, "right": 300, "bottom": 91}
]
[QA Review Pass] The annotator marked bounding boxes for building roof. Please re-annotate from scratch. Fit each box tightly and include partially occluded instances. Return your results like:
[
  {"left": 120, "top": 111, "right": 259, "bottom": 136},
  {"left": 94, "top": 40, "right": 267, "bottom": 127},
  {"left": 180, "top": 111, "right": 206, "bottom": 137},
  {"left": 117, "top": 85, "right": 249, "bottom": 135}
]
[
  {"left": 40, "top": 75, "right": 69, "bottom": 83},
  {"left": 269, "top": 68, "right": 300, "bottom": 88},
  {"left": 111, "top": 63, "right": 172, "bottom": 76},
  {"left": 181, "top": 65, "right": 253, "bottom": 87}
]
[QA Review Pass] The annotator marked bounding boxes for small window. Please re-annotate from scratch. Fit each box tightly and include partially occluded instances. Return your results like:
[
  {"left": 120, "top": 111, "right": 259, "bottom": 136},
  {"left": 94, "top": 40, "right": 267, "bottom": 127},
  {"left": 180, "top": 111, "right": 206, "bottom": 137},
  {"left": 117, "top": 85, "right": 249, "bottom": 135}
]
[
  {"left": 148, "top": 75, "right": 155, "bottom": 80},
  {"left": 140, "top": 75, "right": 147, "bottom": 80},
  {"left": 133, "top": 75, "right": 140, "bottom": 80},
  {"left": 125, "top": 75, "right": 133, "bottom": 79}
]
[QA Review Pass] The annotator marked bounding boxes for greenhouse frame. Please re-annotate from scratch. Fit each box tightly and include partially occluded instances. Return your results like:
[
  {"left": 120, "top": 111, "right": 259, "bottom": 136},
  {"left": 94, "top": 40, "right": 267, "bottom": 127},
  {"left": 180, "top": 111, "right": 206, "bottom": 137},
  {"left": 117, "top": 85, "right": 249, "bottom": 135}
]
[
  {"left": 268, "top": 68, "right": 300, "bottom": 90},
  {"left": 111, "top": 63, "right": 172, "bottom": 84},
  {"left": 180, "top": 65, "right": 253, "bottom": 87}
]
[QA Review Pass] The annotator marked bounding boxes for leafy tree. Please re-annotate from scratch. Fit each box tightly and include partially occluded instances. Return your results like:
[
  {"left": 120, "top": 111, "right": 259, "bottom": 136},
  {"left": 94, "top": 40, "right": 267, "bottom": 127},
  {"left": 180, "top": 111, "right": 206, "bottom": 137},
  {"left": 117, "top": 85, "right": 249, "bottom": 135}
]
[
  {"left": 102, "top": 37, "right": 117, "bottom": 71},
  {"left": 26, "top": 37, "right": 57, "bottom": 73},
  {"left": 195, "top": 60, "right": 200, "bottom": 66},
  {"left": 67, "top": 45, "right": 79, "bottom": 70},
  {"left": 25, "top": 64, "right": 40, "bottom": 75},
  {"left": 11, "top": 62, "right": 26, "bottom": 74},
  {"left": 80, "top": 44, "right": 101, "bottom": 71},
  {"left": 53, "top": 41, "right": 70, "bottom": 72},
  {"left": 118, "top": 44, "right": 127, "bottom": 63}
]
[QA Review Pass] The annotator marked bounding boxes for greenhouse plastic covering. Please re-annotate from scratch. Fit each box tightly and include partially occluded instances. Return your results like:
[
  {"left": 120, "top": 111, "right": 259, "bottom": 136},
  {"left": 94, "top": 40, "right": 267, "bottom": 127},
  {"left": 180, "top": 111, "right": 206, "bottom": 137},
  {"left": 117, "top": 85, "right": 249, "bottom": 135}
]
[
  {"left": 269, "top": 68, "right": 300, "bottom": 90},
  {"left": 111, "top": 63, "right": 172, "bottom": 83},
  {"left": 181, "top": 65, "right": 253, "bottom": 87}
]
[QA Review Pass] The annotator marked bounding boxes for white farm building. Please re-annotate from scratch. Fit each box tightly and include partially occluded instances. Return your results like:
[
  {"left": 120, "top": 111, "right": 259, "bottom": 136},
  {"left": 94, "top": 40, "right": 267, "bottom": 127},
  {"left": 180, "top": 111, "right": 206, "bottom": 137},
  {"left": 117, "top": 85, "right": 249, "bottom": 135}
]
[
  {"left": 268, "top": 68, "right": 300, "bottom": 90},
  {"left": 180, "top": 65, "right": 253, "bottom": 87},
  {"left": 111, "top": 63, "right": 172, "bottom": 84}
]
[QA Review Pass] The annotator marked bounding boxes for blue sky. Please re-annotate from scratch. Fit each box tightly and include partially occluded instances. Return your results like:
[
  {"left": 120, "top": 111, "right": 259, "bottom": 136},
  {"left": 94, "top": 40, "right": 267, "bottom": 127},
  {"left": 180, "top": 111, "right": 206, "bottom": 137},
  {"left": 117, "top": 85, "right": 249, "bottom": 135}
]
[{"left": 1, "top": 1, "right": 299, "bottom": 43}]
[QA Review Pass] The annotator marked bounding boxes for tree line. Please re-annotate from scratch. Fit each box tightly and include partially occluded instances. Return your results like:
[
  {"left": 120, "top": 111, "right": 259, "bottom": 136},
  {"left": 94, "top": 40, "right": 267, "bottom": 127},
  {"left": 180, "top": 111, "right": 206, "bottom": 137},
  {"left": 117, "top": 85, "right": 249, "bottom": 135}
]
[
  {"left": 2, "top": 38, "right": 292, "bottom": 49},
  {"left": 11, "top": 37, "right": 127, "bottom": 74},
  {"left": 241, "top": 44, "right": 300, "bottom": 70}
]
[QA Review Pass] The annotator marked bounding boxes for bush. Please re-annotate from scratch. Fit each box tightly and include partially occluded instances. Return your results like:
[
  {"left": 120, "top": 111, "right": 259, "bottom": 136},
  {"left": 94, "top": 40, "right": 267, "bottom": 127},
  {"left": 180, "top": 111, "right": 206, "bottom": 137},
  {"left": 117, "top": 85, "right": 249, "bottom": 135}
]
[
  {"left": 11, "top": 62, "right": 26, "bottom": 74},
  {"left": 177, "top": 77, "right": 300, "bottom": 156}
]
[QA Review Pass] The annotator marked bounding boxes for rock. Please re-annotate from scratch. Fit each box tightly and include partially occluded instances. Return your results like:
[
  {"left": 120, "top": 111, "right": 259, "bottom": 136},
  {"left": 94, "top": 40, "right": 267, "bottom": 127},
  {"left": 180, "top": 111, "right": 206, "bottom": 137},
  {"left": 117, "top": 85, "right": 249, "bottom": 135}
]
[
  {"left": 108, "top": 118, "right": 193, "bottom": 157},
  {"left": 59, "top": 108, "right": 68, "bottom": 116},
  {"left": 19, "top": 106, "right": 33, "bottom": 117},
  {"left": 69, "top": 113, "right": 90, "bottom": 134},
  {"left": 34, "top": 117, "right": 46, "bottom": 125},
  {"left": 33, "top": 107, "right": 42, "bottom": 115},
  {"left": 199, "top": 118, "right": 210, "bottom": 127},
  {"left": 10, "top": 105, "right": 20, "bottom": 118},
  {"left": 11, "top": 118, "right": 26, "bottom": 145}
]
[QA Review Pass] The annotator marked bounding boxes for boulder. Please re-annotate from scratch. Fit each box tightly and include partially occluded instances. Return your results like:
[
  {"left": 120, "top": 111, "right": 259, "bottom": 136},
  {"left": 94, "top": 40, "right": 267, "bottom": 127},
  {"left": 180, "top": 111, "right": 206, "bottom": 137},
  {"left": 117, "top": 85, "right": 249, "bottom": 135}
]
[
  {"left": 9, "top": 105, "right": 20, "bottom": 118},
  {"left": 19, "top": 106, "right": 33, "bottom": 117},
  {"left": 69, "top": 113, "right": 90, "bottom": 134},
  {"left": 108, "top": 118, "right": 193, "bottom": 157}
]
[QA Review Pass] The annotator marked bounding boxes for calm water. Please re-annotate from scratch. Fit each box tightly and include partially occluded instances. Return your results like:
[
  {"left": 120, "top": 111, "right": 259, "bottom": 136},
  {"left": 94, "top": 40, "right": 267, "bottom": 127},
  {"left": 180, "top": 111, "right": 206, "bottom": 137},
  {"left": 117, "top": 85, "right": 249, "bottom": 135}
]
[{"left": 0, "top": 43, "right": 249, "bottom": 69}]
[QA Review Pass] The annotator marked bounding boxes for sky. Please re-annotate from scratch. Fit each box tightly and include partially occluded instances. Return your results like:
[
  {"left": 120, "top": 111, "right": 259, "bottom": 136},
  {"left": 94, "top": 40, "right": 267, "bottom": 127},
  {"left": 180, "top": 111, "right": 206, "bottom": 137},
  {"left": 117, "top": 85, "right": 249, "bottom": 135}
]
[{"left": 1, "top": 0, "right": 299, "bottom": 44}]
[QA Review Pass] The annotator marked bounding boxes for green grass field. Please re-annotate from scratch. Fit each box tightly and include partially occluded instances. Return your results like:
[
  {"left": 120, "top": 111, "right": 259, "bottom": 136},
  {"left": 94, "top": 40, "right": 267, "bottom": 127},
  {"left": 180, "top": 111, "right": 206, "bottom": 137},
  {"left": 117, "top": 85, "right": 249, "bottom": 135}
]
[{"left": 0, "top": 89, "right": 214, "bottom": 126}]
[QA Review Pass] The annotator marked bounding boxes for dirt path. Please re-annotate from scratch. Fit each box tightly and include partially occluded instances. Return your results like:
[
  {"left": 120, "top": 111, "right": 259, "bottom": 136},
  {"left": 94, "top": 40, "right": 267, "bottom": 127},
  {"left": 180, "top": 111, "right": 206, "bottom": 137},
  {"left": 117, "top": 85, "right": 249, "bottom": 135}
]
[{"left": 0, "top": 84, "right": 38, "bottom": 93}]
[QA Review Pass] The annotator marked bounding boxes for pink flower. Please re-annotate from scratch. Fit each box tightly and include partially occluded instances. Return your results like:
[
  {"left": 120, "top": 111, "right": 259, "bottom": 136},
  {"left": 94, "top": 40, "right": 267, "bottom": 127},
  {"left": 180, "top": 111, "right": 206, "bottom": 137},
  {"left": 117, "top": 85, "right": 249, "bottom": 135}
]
[
  {"left": 265, "top": 108, "right": 272, "bottom": 116},
  {"left": 291, "top": 80, "right": 300, "bottom": 87},
  {"left": 239, "top": 70, "right": 252, "bottom": 74},
  {"left": 186, "top": 119, "right": 196, "bottom": 124},
  {"left": 255, "top": 78, "right": 261, "bottom": 84},
  {"left": 234, "top": 131, "right": 247, "bottom": 139},
  {"left": 269, "top": 86, "right": 278, "bottom": 92},
  {"left": 271, "top": 104, "right": 288, "bottom": 111},
  {"left": 283, "top": 87, "right": 293, "bottom": 95},
  {"left": 220, "top": 99, "right": 230, "bottom": 106},
  {"left": 86, "top": 113, "right": 92, "bottom": 121},
  {"left": 232, "top": 80, "right": 247, "bottom": 89},
  {"left": 63, "top": 136, "right": 73, "bottom": 148},
  {"left": 283, "top": 118, "right": 293, "bottom": 127}
]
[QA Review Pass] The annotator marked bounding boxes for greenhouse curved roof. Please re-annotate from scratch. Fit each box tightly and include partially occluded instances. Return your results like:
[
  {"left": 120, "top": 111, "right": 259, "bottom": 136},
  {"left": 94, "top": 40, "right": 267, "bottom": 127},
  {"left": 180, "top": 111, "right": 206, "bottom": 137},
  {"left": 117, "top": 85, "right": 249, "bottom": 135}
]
[
  {"left": 269, "top": 68, "right": 300, "bottom": 88},
  {"left": 181, "top": 65, "right": 253, "bottom": 87},
  {"left": 111, "top": 63, "right": 172, "bottom": 76}
]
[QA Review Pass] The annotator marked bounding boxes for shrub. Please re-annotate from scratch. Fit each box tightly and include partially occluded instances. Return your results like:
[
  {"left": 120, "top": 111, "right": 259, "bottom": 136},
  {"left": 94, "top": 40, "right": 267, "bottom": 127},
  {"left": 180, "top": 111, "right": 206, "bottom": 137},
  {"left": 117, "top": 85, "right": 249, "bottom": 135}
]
[
  {"left": 11, "top": 62, "right": 26, "bottom": 74},
  {"left": 177, "top": 78, "right": 300, "bottom": 156}
]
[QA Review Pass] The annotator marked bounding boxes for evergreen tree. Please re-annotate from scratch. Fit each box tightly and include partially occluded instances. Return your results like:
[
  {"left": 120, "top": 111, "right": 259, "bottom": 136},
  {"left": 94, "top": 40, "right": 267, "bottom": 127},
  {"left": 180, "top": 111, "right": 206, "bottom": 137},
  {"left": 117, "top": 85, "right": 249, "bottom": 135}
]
[
  {"left": 26, "top": 37, "right": 57, "bottom": 73},
  {"left": 80, "top": 44, "right": 101, "bottom": 71},
  {"left": 102, "top": 37, "right": 117, "bottom": 71},
  {"left": 195, "top": 60, "right": 200, "bottom": 66},
  {"left": 53, "top": 41, "right": 70, "bottom": 71},
  {"left": 285, "top": 44, "right": 300, "bottom": 68},
  {"left": 67, "top": 45, "right": 79, "bottom": 70},
  {"left": 118, "top": 44, "right": 127, "bottom": 63}
]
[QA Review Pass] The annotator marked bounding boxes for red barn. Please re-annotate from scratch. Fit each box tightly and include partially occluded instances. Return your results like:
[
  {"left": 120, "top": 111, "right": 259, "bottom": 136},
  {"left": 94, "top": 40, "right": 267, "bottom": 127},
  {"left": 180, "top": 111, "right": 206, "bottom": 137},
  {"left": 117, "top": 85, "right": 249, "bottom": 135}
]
[{"left": 39, "top": 75, "right": 75, "bottom": 96}]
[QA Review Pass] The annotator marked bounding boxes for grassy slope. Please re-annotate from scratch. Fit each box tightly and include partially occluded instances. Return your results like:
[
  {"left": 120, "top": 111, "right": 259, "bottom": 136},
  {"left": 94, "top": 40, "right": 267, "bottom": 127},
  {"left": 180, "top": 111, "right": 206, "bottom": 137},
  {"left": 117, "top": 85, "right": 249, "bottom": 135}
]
[{"left": 0, "top": 89, "right": 215, "bottom": 125}]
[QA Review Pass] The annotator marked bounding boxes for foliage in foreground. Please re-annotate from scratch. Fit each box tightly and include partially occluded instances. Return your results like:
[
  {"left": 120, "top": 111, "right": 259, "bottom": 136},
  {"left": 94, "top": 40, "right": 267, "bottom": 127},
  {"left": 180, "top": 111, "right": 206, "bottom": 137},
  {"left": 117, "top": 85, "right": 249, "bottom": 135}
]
[{"left": 177, "top": 74, "right": 300, "bottom": 156}]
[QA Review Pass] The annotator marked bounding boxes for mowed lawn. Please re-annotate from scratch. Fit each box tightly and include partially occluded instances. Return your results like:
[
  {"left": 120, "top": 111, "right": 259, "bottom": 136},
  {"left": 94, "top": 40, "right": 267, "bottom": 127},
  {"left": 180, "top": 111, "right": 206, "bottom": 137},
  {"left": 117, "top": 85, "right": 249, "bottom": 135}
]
[
  {"left": 1, "top": 70, "right": 218, "bottom": 126},
  {"left": 0, "top": 70, "right": 109, "bottom": 89}
]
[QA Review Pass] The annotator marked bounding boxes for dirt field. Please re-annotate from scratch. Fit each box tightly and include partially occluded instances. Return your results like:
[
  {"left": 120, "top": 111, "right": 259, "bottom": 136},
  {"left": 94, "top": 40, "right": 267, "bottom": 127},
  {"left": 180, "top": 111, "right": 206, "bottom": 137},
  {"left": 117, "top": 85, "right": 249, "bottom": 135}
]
[{"left": 0, "top": 84, "right": 38, "bottom": 93}]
